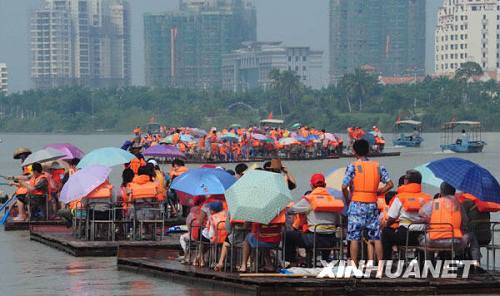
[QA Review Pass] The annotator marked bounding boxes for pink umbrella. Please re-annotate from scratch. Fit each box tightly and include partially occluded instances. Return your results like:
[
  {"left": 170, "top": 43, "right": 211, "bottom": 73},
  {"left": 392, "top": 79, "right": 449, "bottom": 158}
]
[
  {"left": 45, "top": 143, "right": 85, "bottom": 160},
  {"left": 143, "top": 144, "right": 185, "bottom": 159},
  {"left": 251, "top": 133, "right": 268, "bottom": 141}
]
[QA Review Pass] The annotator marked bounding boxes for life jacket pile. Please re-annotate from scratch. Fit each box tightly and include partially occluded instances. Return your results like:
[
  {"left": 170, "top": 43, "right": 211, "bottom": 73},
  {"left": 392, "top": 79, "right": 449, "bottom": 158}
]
[
  {"left": 457, "top": 193, "right": 500, "bottom": 213},
  {"left": 351, "top": 160, "right": 380, "bottom": 203},
  {"left": 429, "top": 197, "right": 463, "bottom": 240}
]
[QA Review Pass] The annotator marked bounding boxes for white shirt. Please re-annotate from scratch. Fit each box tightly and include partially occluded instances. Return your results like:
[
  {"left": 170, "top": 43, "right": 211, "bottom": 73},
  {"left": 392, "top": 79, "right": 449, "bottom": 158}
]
[{"left": 388, "top": 197, "right": 426, "bottom": 231}]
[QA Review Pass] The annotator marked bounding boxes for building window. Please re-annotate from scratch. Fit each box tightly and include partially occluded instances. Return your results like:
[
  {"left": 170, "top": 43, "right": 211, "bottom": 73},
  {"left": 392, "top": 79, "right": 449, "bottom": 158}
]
[
  {"left": 483, "top": 53, "right": 486, "bottom": 58},
  {"left": 302, "top": 66, "right": 306, "bottom": 71},
  {"left": 483, "top": 62, "right": 486, "bottom": 68},
  {"left": 295, "top": 66, "right": 298, "bottom": 71},
  {"left": 302, "top": 56, "right": 306, "bottom": 61},
  {"left": 295, "top": 56, "right": 299, "bottom": 62},
  {"left": 288, "top": 56, "right": 291, "bottom": 62},
  {"left": 303, "top": 76, "right": 306, "bottom": 81}
]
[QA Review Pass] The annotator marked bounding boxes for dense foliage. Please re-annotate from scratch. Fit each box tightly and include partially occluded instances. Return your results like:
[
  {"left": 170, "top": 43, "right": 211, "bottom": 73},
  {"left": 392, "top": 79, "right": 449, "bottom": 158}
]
[{"left": 1, "top": 68, "right": 499, "bottom": 133}]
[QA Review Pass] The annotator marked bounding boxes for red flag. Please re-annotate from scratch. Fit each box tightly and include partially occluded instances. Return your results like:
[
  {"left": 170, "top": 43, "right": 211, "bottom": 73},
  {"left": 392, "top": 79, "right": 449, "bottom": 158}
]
[
  {"left": 267, "top": 112, "right": 273, "bottom": 119},
  {"left": 395, "top": 114, "right": 400, "bottom": 123}
]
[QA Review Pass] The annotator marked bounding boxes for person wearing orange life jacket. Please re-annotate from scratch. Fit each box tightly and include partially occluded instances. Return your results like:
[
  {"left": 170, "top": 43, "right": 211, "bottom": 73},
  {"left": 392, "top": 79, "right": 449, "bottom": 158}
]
[
  {"left": 418, "top": 182, "right": 469, "bottom": 253},
  {"left": 13, "top": 162, "right": 49, "bottom": 221},
  {"left": 192, "top": 201, "right": 226, "bottom": 267},
  {"left": 285, "top": 173, "right": 343, "bottom": 265},
  {"left": 238, "top": 210, "right": 286, "bottom": 272},
  {"left": 179, "top": 196, "right": 205, "bottom": 263},
  {"left": 342, "top": 139, "right": 394, "bottom": 270},
  {"left": 167, "top": 158, "right": 189, "bottom": 217},
  {"left": 128, "top": 143, "right": 146, "bottom": 175},
  {"left": 381, "top": 170, "right": 431, "bottom": 260}
]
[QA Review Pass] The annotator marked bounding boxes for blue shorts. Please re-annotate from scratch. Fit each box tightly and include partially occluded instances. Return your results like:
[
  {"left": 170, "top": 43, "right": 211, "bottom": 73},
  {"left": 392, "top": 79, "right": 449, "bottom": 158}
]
[
  {"left": 347, "top": 202, "right": 380, "bottom": 241},
  {"left": 246, "top": 233, "right": 278, "bottom": 249}
]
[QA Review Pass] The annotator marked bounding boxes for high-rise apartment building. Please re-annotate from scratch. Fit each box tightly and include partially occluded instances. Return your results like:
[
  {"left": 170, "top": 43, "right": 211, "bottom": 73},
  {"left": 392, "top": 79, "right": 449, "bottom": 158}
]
[
  {"left": 31, "top": 0, "right": 130, "bottom": 89},
  {"left": 144, "top": 0, "right": 256, "bottom": 89},
  {"left": 434, "top": 0, "right": 499, "bottom": 76},
  {"left": 0, "top": 63, "right": 7, "bottom": 94},
  {"left": 329, "top": 0, "right": 426, "bottom": 84},
  {"left": 222, "top": 42, "right": 323, "bottom": 92}
]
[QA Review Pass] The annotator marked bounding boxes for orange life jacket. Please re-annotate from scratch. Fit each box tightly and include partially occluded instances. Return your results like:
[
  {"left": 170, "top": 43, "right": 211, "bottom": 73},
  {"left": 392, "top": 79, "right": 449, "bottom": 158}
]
[
  {"left": 397, "top": 183, "right": 432, "bottom": 212},
  {"left": 351, "top": 160, "right": 380, "bottom": 203},
  {"left": 251, "top": 210, "right": 285, "bottom": 243},
  {"left": 208, "top": 210, "right": 229, "bottom": 244},
  {"left": 304, "top": 187, "right": 344, "bottom": 213},
  {"left": 29, "top": 174, "right": 48, "bottom": 196},
  {"left": 129, "top": 175, "right": 158, "bottom": 200},
  {"left": 189, "top": 206, "right": 203, "bottom": 241},
  {"left": 86, "top": 181, "right": 113, "bottom": 199},
  {"left": 129, "top": 158, "right": 146, "bottom": 175},
  {"left": 457, "top": 193, "right": 500, "bottom": 213},
  {"left": 429, "top": 197, "right": 463, "bottom": 240},
  {"left": 172, "top": 133, "right": 180, "bottom": 145}
]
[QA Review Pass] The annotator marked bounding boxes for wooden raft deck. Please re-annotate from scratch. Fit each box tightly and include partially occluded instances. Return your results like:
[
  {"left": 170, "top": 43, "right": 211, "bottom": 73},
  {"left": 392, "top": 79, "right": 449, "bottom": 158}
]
[
  {"left": 4, "top": 219, "right": 67, "bottom": 231},
  {"left": 30, "top": 225, "right": 182, "bottom": 257},
  {"left": 117, "top": 257, "right": 500, "bottom": 296}
]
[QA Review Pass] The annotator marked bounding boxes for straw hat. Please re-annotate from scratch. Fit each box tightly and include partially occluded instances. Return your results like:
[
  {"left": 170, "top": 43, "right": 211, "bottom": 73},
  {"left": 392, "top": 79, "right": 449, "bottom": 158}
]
[{"left": 13, "top": 147, "right": 32, "bottom": 159}]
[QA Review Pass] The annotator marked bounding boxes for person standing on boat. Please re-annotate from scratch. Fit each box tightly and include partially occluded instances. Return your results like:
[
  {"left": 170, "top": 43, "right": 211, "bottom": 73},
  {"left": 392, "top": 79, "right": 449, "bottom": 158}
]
[
  {"left": 459, "top": 129, "right": 469, "bottom": 143},
  {"left": 342, "top": 139, "right": 393, "bottom": 270}
]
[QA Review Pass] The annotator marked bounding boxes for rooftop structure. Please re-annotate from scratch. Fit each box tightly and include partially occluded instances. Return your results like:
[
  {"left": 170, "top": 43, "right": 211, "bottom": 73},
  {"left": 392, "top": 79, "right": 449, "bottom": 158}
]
[{"left": 0, "top": 63, "right": 7, "bottom": 94}]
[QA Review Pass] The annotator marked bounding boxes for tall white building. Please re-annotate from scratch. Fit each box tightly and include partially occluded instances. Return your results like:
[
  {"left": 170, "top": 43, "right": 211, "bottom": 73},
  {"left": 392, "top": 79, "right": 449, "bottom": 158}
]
[
  {"left": 0, "top": 63, "right": 7, "bottom": 94},
  {"left": 222, "top": 42, "right": 324, "bottom": 92},
  {"left": 434, "top": 0, "right": 499, "bottom": 75},
  {"left": 31, "top": 0, "right": 130, "bottom": 89}
]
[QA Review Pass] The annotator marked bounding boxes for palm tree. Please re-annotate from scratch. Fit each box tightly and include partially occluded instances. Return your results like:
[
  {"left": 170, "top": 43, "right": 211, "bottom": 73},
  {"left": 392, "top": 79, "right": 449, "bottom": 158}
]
[
  {"left": 339, "top": 68, "right": 378, "bottom": 112},
  {"left": 270, "top": 69, "right": 302, "bottom": 115}
]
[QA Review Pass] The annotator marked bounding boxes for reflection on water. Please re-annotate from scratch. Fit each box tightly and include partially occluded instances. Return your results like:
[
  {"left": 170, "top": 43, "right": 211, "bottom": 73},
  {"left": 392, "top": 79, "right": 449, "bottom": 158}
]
[{"left": 0, "top": 133, "right": 498, "bottom": 295}]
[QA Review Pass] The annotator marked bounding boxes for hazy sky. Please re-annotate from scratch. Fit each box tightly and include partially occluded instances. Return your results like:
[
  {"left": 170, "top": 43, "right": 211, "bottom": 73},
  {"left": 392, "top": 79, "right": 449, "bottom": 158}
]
[{"left": 0, "top": 0, "right": 442, "bottom": 92}]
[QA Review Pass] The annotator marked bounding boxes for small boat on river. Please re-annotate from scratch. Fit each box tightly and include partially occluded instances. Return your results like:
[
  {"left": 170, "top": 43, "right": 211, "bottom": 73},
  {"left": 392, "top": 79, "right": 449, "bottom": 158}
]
[{"left": 440, "top": 121, "right": 486, "bottom": 153}]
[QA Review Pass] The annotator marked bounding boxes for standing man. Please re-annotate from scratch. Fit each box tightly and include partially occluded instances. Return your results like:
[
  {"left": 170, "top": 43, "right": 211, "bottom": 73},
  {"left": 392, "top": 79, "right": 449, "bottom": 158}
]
[{"left": 342, "top": 139, "right": 393, "bottom": 270}]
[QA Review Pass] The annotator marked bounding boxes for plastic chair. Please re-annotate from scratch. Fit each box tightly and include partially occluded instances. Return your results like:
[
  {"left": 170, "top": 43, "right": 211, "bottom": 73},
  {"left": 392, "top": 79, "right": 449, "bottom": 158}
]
[
  {"left": 86, "top": 200, "right": 113, "bottom": 241},
  {"left": 311, "top": 222, "right": 344, "bottom": 268},
  {"left": 132, "top": 199, "right": 164, "bottom": 241},
  {"left": 417, "top": 222, "right": 464, "bottom": 262},
  {"left": 111, "top": 201, "right": 133, "bottom": 241},
  {"left": 485, "top": 222, "right": 500, "bottom": 271},
  {"left": 72, "top": 199, "right": 86, "bottom": 239},
  {"left": 253, "top": 226, "right": 285, "bottom": 273}
]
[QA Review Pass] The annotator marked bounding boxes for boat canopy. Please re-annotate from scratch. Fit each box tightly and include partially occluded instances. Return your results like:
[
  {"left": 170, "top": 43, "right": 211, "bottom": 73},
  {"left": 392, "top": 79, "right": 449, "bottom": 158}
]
[
  {"left": 260, "top": 119, "right": 284, "bottom": 126},
  {"left": 443, "top": 121, "right": 481, "bottom": 128},
  {"left": 395, "top": 120, "right": 422, "bottom": 126}
]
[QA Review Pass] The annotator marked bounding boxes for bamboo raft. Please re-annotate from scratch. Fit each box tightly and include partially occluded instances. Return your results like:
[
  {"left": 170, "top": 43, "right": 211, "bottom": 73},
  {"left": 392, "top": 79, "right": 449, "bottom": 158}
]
[
  {"left": 117, "top": 254, "right": 500, "bottom": 296},
  {"left": 4, "top": 219, "right": 67, "bottom": 231}
]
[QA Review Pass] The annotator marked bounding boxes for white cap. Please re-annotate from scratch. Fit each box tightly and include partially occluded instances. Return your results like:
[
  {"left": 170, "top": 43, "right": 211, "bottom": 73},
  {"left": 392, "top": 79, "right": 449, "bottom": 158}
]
[{"left": 147, "top": 159, "right": 158, "bottom": 166}]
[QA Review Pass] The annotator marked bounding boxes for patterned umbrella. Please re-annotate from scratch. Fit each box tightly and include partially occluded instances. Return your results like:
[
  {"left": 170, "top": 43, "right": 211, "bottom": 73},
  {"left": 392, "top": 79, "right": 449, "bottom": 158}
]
[
  {"left": 22, "top": 148, "right": 66, "bottom": 165},
  {"left": 59, "top": 165, "right": 111, "bottom": 204},
  {"left": 77, "top": 147, "right": 135, "bottom": 169},
  {"left": 220, "top": 133, "right": 239, "bottom": 142},
  {"left": 225, "top": 170, "right": 294, "bottom": 224},
  {"left": 45, "top": 143, "right": 85, "bottom": 160},
  {"left": 143, "top": 144, "right": 185, "bottom": 158},
  {"left": 427, "top": 157, "right": 500, "bottom": 203}
]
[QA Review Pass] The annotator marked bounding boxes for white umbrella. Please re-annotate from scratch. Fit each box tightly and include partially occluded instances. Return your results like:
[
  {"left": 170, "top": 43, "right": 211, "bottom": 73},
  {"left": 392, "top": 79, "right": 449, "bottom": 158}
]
[{"left": 22, "top": 148, "right": 66, "bottom": 166}]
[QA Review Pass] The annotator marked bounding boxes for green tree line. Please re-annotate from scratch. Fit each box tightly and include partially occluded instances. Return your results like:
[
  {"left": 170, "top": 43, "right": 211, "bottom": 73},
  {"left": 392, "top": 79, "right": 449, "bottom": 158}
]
[{"left": 1, "top": 64, "right": 499, "bottom": 133}]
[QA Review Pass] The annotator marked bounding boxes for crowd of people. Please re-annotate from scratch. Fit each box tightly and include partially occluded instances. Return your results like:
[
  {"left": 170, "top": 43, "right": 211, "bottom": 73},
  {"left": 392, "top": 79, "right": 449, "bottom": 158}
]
[
  {"left": 5, "top": 137, "right": 493, "bottom": 275},
  {"left": 123, "top": 124, "right": 355, "bottom": 162}
]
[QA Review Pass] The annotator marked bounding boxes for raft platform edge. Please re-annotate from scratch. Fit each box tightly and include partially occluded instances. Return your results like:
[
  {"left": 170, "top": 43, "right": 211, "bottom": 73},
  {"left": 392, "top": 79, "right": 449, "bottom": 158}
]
[
  {"left": 4, "top": 220, "right": 67, "bottom": 231},
  {"left": 116, "top": 257, "right": 500, "bottom": 296}
]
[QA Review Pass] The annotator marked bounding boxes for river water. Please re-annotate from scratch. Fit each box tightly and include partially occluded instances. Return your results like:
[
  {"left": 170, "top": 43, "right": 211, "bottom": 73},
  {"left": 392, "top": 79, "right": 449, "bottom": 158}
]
[{"left": 0, "top": 132, "right": 498, "bottom": 295}]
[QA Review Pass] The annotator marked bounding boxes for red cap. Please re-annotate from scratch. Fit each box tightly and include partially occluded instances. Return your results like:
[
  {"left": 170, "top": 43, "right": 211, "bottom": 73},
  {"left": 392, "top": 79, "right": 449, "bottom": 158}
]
[{"left": 310, "top": 173, "right": 326, "bottom": 187}]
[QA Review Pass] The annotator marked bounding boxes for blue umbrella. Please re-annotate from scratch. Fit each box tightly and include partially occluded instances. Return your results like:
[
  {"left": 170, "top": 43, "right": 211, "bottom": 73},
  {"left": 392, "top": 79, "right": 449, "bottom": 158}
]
[
  {"left": 306, "top": 134, "right": 319, "bottom": 142},
  {"left": 170, "top": 168, "right": 236, "bottom": 196},
  {"left": 180, "top": 134, "right": 194, "bottom": 142},
  {"left": 294, "top": 136, "right": 307, "bottom": 142},
  {"left": 77, "top": 147, "right": 136, "bottom": 169},
  {"left": 427, "top": 157, "right": 500, "bottom": 203}
]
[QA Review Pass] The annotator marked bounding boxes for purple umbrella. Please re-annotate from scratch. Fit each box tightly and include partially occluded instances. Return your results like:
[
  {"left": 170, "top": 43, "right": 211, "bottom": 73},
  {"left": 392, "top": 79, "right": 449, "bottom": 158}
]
[
  {"left": 59, "top": 165, "right": 111, "bottom": 204},
  {"left": 143, "top": 144, "right": 186, "bottom": 159},
  {"left": 251, "top": 133, "right": 268, "bottom": 141},
  {"left": 45, "top": 143, "right": 85, "bottom": 160}
]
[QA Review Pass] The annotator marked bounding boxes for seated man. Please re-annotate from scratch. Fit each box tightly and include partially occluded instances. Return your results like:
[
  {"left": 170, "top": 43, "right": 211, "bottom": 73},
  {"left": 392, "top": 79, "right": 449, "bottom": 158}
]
[
  {"left": 239, "top": 211, "right": 285, "bottom": 272},
  {"left": 285, "top": 173, "right": 343, "bottom": 266},
  {"left": 382, "top": 170, "right": 431, "bottom": 260},
  {"left": 15, "top": 162, "right": 48, "bottom": 221},
  {"left": 418, "top": 182, "right": 467, "bottom": 251}
]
